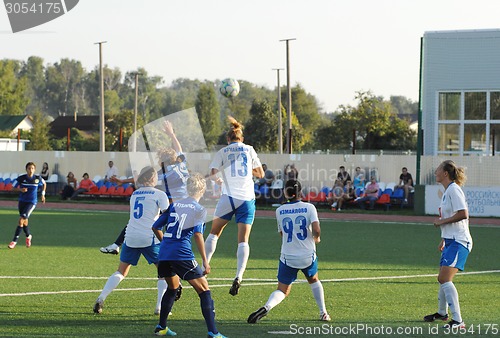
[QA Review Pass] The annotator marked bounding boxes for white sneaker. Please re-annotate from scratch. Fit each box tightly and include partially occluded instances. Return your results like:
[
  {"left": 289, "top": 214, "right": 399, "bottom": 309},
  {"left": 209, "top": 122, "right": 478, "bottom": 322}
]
[
  {"left": 320, "top": 312, "right": 331, "bottom": 321},
  {"left": 100, "top": 243, "right": 119, "bottom": 255},
  {"left": 331, "top": 202, "right": 337, "bottom": 208}
]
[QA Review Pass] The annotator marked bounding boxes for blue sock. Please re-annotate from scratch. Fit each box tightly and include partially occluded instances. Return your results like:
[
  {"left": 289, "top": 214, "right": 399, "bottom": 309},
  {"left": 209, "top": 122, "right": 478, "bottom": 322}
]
[
  {"left": 12, "top": 226, "right": 22, "bottom": 242},
  {"left": 23, "top": 226, "right": 31, "bottom": 237},
  {"left": 159, "top": 288, "right": 177, "bottom": 328},
  {"left": 199, "top": 290, "right": 217, "bottom": 334}
]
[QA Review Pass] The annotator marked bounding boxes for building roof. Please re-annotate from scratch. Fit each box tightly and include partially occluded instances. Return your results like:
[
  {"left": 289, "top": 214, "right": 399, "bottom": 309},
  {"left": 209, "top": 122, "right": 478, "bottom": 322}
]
[
  {"left": 49, "top": 115, "right": 100, "bottom": 138},
  {"left": 0, "top": 115, "right": 32, "bottom": 132}
]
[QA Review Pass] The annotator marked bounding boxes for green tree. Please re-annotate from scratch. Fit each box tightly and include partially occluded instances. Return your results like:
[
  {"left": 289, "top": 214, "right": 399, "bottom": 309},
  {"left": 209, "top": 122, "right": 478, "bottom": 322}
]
[
  {"left": 25, "top": 110, "right": 51, "bottom": 150},
  {"left": 288, "top": 84, "right": 322, "bottom": 150},
  {"left": 325, "top": 91, "right": 416, "bottom": 151},
  {"left": 245, "top": 99, "right": 278, "bottom": 152},
  {"left": 45, "top": 59, "right": 85, "bottom": 117},
  {"left": 20, "top": 56, "right": 46, "bottom": 115},
  {"left": 195, "top": 83, "right": 220, "bottom": 148},
  {"left": 0, "top": 59, "right": 29, "bottom": 115}
]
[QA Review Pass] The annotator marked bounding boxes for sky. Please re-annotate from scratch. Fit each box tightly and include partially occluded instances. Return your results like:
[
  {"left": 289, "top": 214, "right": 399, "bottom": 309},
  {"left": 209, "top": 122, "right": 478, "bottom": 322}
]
[{"left": 2, "top": 0, "right": 500, "bottom": 113}]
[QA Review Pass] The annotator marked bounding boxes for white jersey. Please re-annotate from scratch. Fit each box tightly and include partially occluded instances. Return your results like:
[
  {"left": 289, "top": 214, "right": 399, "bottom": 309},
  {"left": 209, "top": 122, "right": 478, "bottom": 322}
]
[
  {"left": 439, "top": 182, "right": 473, "bottom": 251},
  {"left": 210, "top": 142, "right": 262, "bottom": 201},
  {"left": 276, "top": 200, "right": 319, "bottom": 269},
  {"left": 124, "top": 186, "right": 169, "bottom": 248}
]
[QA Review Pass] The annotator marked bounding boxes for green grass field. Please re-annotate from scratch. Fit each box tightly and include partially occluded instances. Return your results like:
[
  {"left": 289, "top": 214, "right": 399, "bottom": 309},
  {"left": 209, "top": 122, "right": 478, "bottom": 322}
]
[{"left": 0, "top": 208, "right": 499, "bottom": 337}]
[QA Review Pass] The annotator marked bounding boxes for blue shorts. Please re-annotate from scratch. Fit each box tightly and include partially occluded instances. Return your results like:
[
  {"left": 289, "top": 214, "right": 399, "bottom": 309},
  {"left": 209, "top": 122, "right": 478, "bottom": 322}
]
[
  {"left": 440, "top": 239, "right": 470, "bottom": 271},
  {"left": 214, "top": 195, "right": 256, "bottom": 224},
  {"left": 120, "top": 242, "right": 160, "bottom": 266},
  {"left": 277, "top": 257, "right": 318, "bottom": 285},
  {"left": 18, "top": 202, "right": 36, "bottom": 219},
  {"left": 157, "top": 260, "right": 204, "bottom": 281}
]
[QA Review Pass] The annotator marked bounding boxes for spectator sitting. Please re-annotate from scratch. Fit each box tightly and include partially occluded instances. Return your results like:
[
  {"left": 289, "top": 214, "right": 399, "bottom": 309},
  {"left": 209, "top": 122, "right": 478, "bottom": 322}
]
[
  {"left": 69, "top": 173, "right": 97, "bottom": 200},
  {"left": 258, "top": 164, "right": 275, "bottom": 187},
  {"left": 40, "top": 162, "right": 50, "bottom": 181},
  {"left": 61, "top": 172, "right": 78, "bottom": 200},
  {"left": 395, "top": 167, "right": 414, "bottom": 204},
  {"left": 104, "top": 160, "right": 119, "bottom": 182},
  {"left": 328, "top": 178, "right": 344, "bottom": 209},
  {"left": 284, "top": 164, "right": 298, "bottom": 180},
  {"left": 337, "top": 180, "right": 356, "bottom": 211},
  {"left": 337, "top": 166, "right": 351, "bottom": 186},
  {"left": 356, "top": 176, "right": 380, "bottom": 210},
  {"left": 353, "top": 166, "right": 366, "bottom": 191}
]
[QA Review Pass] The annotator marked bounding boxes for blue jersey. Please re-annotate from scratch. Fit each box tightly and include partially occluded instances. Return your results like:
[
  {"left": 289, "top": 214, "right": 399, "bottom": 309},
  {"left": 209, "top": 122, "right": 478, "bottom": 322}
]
[
  {"left": 157, "top": 158, "right": 190, "bottom": 200},
  {"left": 15, "top": 174, "right": 45, "bottom": 204},
  {"left": 153, "top": 197, "right": 206, "bottom": 261}
]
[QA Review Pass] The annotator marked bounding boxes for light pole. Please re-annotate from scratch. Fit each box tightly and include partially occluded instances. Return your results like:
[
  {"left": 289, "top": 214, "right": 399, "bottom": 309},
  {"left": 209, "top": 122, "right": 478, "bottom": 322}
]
[
  {"left": 272, "top": 68, "right": 284, "bottom": 154},
  {"left": 95, "top": 41, "right": 107, "bottom": 152},
  {"left": 280, "top": 38, "right": 296, "bottom": 154}
]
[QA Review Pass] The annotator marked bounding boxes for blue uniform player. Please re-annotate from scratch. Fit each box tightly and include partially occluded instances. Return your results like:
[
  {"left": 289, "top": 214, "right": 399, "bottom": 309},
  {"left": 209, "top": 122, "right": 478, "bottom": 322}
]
[
  {"left": 8, "top": 162, "right": 46, "bottom": 249},
  {"left": 152, "top": 173, "right": 226, "bottom": 338}
]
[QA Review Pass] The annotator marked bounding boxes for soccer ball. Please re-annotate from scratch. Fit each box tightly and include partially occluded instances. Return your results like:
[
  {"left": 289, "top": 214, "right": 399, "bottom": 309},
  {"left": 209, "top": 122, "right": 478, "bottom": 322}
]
[{"left": 219, "top": 78, "right": 240, "bottom": 98}]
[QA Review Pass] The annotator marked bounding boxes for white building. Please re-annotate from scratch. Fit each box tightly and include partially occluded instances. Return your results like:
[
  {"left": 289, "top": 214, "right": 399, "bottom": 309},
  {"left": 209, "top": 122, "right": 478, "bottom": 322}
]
[{"left": 421, "top": 29, "right": 500, "bottom": 156}]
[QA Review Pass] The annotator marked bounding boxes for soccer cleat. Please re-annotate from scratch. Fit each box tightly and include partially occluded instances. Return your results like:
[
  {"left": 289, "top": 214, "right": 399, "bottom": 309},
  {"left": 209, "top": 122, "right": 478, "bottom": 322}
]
[
  {"left": 175, "top": 284, "right": 182, "bottom": 301},
  {"left": 443, "top": 320, "right": 465, "bottom": 329},
  {"left": 26, "top": 235, "right": 32, "bottom": 248},
  {"left": 8, "top": 241, "right": 17, "bottom": 249},
  {"left": 423, "top": 312, "right": 449, "bottom": 322},
  {"left": 331, "top": 202, "right": 337, "bottom": 208},
  {"left": 93, "top": 298, "right": 104, "bottom": 314},
  {"left": 229, "top": 278, "right": 240, "bottom": 296},
  {"left": 154, "top": 325, "right": 177, "bottom": 336},
  {"left": 207, "top": 332, "right": 227, "bottom": 338},
  {"left": 247, "top": 306, "right": 268, "bottom": 324},
  {"left": 100, "top": 243, "right": 119, "bottom": 255},
  {"left": 320, "top": 312, "right": 331, "bottom": 321}
]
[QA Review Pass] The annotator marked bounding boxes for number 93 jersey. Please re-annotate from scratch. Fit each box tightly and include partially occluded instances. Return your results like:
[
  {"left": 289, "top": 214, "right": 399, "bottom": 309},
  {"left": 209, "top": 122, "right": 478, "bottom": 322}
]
[
  {"left": 125, "top": 186, "right": 169, "bottom": 248},
  {"left": 276, "top": 200, "right": 319, "bottom": 267},
  {"left": 210, "top": 142, "right": 262, "bottom": 201}
]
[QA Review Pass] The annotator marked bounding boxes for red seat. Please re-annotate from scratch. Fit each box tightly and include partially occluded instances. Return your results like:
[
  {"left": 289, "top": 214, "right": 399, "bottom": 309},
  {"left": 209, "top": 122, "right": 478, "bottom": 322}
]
[
  {"left": 97, "top": 186, "right": 108, "bottom": 195},
  {"left": 376, "top": 193, "right": 391, "bottom": 204},
  {"left": 124, "top": 186, "right": 134, "bottom": 196},
  {"left": 305, "top": 191, "right": 327, "bottom": 203},
  {"left": 115, "top": 186, "right": 125, "bottom": 195},
  {"left": 4, "top": 183, "right": 13, "bottom": 191},
  {"left": 0, "top": 182, "right": 5, "bottom": 191},
  {"left": 106, "top": 186, "right": 117, "bottom": 195}
]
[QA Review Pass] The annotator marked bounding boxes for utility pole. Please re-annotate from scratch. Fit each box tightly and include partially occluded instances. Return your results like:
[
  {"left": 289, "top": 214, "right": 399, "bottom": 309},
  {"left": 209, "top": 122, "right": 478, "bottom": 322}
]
[
  {"left": 95, "top": 41, "right": 107, "bottom": 152},
  {"left": 132, "top": 72, "right": 140, "bottom": 152},
  {"left": 272, "top": 68, "right": 284, "bottom": 154},
  {"left": 280, "top": 38, "right": 296, "bottom": 154}
]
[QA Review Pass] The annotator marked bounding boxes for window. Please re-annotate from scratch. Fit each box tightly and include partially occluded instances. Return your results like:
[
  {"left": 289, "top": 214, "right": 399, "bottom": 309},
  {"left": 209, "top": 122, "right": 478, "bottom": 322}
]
[
  {"left": 464, "top": 124, "right": 486, "bottom": 152},
  {"left": 439, "top": 93, "right": 460, "bottom": 120},
  {"left": 438, "top": 124, "right": 459, "bottom": 152},
  {"left": 464, "top": 92, "right": 486, "bottom": 120},
  {"left": 491, "top": 92, "right": 500, "bottom": 120}
]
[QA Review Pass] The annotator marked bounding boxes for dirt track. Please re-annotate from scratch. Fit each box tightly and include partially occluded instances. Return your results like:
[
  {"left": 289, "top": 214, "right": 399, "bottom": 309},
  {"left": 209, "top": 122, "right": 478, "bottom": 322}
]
[{"left": 1, "top": 200, "right": 498, "bottom": 226}]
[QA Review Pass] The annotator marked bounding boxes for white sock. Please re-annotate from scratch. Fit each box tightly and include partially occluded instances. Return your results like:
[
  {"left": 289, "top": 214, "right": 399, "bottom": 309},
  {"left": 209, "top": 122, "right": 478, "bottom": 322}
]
[
  {"left": 99, "top": 271, "right": 124, "bottom": 301},
  {"left": 310, "top": 280, "right": 327, "bottom": 314},
  {"left": 156, "top": 278, "right": 167, "bottom": 310},
  {"left": 204, "top": 234, "right": 219, "bottom": 263},
  {"left": 438, "top": 283, "right": 448, "bottom": 316},
  {"left": 441, "top": 281, "right": 462, "bottom": 322},
  {"left": 265, "top": 290, "right": 286, "bottom": 311},
  {"left": 235, "top": 242, "right": 250, "bottom": 281}
]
